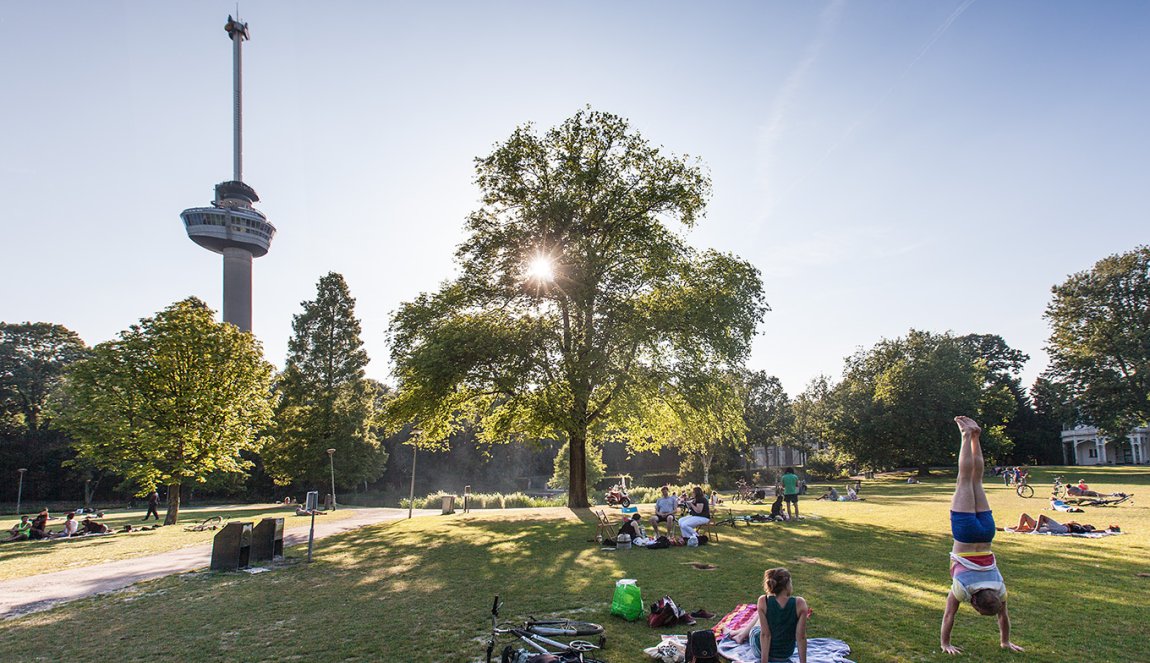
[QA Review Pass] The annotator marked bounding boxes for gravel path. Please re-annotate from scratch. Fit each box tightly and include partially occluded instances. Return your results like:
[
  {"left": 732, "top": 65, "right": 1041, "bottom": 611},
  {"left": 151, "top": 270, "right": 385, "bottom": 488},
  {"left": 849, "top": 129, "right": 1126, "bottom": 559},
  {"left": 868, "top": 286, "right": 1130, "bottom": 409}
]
[{"left": 0, "top": 507, "right": 436, "bottom": 619}]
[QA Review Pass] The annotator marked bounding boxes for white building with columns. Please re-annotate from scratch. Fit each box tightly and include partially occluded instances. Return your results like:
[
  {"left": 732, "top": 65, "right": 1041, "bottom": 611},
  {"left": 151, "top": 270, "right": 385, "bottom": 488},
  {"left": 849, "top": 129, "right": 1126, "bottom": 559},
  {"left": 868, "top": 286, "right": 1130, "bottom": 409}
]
[{"left": 1060, "top": 425, "right": 1150, "bottom": 465}]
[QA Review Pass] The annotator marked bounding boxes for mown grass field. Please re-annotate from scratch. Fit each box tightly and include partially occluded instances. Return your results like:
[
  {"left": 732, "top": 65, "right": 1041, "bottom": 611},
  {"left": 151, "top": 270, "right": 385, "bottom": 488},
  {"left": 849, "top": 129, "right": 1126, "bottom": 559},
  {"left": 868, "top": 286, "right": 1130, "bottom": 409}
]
[
  {"left": 0, "top": 503, "right": 360, "bottom": 582},
  {"left": 0, "top": 466, "right": 1146, "bottom": 662}
]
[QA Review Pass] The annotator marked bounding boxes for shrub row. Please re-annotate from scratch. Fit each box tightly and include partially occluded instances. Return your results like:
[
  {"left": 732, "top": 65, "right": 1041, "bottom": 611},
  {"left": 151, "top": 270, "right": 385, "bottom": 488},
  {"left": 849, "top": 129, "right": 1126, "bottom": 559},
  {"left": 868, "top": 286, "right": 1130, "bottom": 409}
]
[{"left": 398, "top": 491, "right": 567, "bottom": 510}]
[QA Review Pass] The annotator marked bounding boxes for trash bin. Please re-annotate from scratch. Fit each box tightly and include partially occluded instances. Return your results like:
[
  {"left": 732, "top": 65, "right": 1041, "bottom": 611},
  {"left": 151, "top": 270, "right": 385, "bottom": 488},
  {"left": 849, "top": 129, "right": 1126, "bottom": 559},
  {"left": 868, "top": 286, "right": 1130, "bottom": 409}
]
[
  {"left": 211, "top": 521, "right": 253, "bottom": 571},
  {"left": 251, "top": 517, "right": 284, "bottom": 562},
  {"left": 441, "top": 495, "right": 456, "bottom": 515}
]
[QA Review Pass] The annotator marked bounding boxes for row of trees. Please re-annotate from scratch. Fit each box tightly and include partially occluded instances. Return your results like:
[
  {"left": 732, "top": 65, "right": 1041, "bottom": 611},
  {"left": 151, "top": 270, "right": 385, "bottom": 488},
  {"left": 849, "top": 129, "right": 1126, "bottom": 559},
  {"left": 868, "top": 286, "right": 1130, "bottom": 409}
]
[
  {"left": 729, "top": 246, "right": 1150, "bottom": 477},
  {"left": 1, "top": 272, "right": 386, "bottom": 524}
]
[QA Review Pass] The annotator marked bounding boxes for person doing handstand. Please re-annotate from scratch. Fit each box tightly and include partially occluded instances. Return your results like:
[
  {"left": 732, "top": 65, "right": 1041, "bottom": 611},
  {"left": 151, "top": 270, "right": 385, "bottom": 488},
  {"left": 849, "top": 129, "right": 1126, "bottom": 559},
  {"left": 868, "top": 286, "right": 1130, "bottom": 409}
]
[{"left": 940, "top": 416, "right": 1023, "bottom": 655}]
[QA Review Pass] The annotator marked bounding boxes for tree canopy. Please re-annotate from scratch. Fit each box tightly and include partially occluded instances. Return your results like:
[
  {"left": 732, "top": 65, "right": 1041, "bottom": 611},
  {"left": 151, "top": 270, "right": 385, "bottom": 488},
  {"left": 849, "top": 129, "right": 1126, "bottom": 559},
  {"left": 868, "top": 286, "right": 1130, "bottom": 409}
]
[
  {"left": 822, "top": 330, "right": 1015, "bottom": 473},
  {"left": 1045, "top": 245, "right": 1150, "bottom": 438},
  {"left": 59, "top": 298, "right": 274, "bottom": 524},
  {"left": 264, "top": 273, "right": 387, "bottom": 489},
  {"left": 0, "top": 322, "right": 88, "bottom": 434},
  {"left": 386, "top": 108, "right": 767, "bottom": 506}
]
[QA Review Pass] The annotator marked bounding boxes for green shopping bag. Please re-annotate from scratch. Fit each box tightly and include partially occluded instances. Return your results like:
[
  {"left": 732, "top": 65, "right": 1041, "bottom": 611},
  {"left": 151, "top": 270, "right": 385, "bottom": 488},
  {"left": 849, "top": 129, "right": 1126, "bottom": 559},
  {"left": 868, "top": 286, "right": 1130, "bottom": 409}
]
[{"left": 610, "top": 579, "right": 643, "bottom": 621}]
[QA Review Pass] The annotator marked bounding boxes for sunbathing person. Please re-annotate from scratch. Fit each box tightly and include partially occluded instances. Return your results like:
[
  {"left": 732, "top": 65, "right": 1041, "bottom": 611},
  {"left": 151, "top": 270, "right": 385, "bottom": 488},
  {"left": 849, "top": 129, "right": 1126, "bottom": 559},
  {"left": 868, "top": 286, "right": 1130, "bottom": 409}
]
[
  {"left": 1012, "top": 513, "right": 1103, "bottom": 535},
  {"left": 81, "top": 517, "right": 111, "bottom": 534},
  {"left": 1012, "top": 513, "right": 1070, "bottom": 534},
  {"left": 3, "top": 516, "right": 32, "bottom": 543},
  {"left": 29, "top": 510, "right": 51, "bottom": 540},
  {"left": 56, "top": 512, "right": 80, "bottom": 538},
  {"left": 817, "top": 487, "right": 840, "bottom": 501},
  {"left": 940, "top": 416, "right": 1023, "bottom": 655}
]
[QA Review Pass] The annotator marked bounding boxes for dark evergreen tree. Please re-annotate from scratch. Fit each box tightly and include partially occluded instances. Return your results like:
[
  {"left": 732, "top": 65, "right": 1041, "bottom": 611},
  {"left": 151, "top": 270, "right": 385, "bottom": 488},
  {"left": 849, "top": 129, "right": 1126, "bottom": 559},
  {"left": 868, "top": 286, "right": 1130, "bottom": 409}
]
[{"left": 264, "top": 273, "right": 388, "bottom": 490}]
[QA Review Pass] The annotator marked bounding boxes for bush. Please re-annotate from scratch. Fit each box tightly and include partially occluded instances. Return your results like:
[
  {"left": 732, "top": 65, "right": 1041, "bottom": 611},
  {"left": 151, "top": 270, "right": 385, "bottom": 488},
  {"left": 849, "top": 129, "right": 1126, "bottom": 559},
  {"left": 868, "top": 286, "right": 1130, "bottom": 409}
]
[{"left": 398, "top": 491, "right": 565, "bottom": 509}]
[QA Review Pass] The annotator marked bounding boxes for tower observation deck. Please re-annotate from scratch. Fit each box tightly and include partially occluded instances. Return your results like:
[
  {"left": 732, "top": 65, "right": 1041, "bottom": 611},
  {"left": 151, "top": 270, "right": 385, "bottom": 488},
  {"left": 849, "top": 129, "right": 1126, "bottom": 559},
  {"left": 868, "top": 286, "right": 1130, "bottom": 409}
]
[{"left": 180, "top": 16, "right": 275, "bottom": 333}]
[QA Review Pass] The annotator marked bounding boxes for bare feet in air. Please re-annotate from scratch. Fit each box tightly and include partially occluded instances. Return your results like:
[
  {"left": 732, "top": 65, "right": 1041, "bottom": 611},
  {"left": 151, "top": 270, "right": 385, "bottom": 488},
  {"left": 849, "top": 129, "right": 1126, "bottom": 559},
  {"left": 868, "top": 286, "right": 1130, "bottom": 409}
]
[{"left": 954, "top": 416, "right": 981, "bottom": 436}]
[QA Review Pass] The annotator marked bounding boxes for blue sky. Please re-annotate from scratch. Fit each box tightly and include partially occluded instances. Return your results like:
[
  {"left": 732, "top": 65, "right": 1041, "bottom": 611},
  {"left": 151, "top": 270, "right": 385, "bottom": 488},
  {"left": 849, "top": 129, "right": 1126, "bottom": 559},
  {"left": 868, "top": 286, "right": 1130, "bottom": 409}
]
[{"left": 1, "top": 1, "right": 1147, "bottom": 396}]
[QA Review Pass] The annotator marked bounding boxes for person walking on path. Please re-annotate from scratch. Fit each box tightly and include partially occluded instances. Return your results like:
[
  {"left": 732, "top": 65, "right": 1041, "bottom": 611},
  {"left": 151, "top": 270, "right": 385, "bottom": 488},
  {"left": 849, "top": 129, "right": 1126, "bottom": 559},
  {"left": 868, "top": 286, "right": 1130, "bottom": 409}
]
[
  {"left": 781, "top": 467, "right": 800, "bottom": 521},
  {"left": 940, "top": 416, "right": 1023, "bottom": 655},
  {"left": 143, "top": 491, "right": 160, "bottom": 521}
]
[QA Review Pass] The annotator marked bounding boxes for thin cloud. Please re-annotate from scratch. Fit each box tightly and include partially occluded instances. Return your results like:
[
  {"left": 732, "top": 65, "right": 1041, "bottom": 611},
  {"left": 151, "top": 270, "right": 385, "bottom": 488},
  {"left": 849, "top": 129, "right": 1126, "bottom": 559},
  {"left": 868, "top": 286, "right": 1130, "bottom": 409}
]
[
  {"left": 757, "top": 0, "right": 847, "bottom": 217},
  {"left": 779, "top": 0, "right": 979, "bottom": 202}
]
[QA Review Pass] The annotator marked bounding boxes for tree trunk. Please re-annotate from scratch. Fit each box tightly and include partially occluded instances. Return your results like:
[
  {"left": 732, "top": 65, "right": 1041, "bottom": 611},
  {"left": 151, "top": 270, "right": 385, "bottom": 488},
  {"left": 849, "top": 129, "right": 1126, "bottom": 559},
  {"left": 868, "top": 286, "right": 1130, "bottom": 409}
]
[
  {"left": 701, "top": 451, "right": 713, "bottom": 487},
  {"left": 917, "top": 465, "right": 931, "bottom": 477},
  {"left": 567, "top": 428, "right": 590, "bottom": 508},
  {"left": 164, "top": 481, "right": 181, "bottom": 525}
]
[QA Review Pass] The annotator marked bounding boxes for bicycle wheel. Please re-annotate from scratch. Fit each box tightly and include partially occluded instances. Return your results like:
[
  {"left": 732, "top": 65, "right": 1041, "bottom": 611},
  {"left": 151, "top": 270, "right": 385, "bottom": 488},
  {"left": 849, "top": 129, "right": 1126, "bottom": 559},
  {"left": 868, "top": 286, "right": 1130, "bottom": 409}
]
[
  {"left": 527, "top": 620, "right": 605, "bottom": 637},
  {"left": 1017, "top": 484, "right": 1034, "bottom": 498}
]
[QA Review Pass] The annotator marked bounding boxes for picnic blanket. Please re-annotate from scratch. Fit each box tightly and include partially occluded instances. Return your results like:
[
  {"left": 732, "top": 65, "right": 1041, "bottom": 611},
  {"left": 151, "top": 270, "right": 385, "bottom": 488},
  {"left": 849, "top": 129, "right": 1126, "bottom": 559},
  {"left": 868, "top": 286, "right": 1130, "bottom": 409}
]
[
  {"left": 1003, "top": 527, "right": 1121, "bottom": 538},
  {"left": 712, "top": 603, "right": 757, "bottom": 638},
  {"left": 717, "top": 636, "right": 854, "bottom": 663}
]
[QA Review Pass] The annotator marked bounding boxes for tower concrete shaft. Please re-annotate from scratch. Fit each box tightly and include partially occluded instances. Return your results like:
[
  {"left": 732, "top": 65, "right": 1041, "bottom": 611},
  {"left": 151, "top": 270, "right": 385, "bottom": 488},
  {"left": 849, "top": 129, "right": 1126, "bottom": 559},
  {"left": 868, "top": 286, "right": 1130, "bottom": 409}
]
[
  {"left": 180, "top": 16, "right": 274, "bottom": 334},
  {"left": 223, "top": 247, "right": 253, "bottom": 333}
]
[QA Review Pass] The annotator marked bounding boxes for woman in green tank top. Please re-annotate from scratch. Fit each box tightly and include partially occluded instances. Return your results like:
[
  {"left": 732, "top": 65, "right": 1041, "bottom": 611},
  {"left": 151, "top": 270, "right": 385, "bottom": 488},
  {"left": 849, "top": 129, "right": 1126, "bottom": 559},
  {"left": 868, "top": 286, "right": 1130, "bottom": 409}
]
[{"left": 731, "top": 567, "right": 809, "bottom": 663}]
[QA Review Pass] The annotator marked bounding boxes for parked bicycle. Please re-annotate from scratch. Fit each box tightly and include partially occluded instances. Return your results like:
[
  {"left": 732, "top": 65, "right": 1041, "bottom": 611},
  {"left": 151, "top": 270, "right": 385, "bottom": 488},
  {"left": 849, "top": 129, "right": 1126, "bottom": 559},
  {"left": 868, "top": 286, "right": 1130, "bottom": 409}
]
[
  {"left": 485, "top": 596, "right": 607, "bottom": 663},
  {"left": 1015, "top": 473, "right": 1034, "bottom": 498}
]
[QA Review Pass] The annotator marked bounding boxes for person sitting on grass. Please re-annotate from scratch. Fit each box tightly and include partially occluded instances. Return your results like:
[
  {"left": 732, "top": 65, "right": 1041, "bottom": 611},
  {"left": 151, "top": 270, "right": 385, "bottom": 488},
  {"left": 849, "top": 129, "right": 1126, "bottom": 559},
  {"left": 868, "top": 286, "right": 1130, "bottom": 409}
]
[
  {"left": 29, "top": 510, "right": 51, "bottom": 540},
  {"left": 295, "top": 505, "right": 326, "bottom": 516},
  {"left": 617, "top": 513, "right": 644, "bottom": 540},
  {"left": 731, "top": 567, "right": 810, "bottom": 663},
  {"left": 940, "top": 416, "right": 1023, "bottom": 655},
  {"left": 649, "top": 486, "right": 678, "bottom": 536},
  {"left": 56, "top": 512, "right": 79, "bottom": 538},
  {"left": 3, "top": 516, "right": 32, "bottom": 543},
  {"left": 817, "top": 487, "right": 840, "bottom": 501}
]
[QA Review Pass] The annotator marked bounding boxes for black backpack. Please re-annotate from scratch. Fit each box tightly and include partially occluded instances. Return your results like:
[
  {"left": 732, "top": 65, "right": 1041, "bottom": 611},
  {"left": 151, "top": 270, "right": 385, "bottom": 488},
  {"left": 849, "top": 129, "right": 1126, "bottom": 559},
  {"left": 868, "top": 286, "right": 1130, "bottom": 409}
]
[{"left": 685, "top": 629, "right": 718, "bottom": 663}]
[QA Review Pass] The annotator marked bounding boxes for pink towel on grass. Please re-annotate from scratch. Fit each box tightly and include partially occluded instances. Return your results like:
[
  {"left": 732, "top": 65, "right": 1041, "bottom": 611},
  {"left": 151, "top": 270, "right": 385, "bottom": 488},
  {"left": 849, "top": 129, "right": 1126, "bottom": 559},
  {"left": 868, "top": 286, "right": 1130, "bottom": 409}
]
[{"left": 713, "top": 603, "right": 757, "bottom": 638}]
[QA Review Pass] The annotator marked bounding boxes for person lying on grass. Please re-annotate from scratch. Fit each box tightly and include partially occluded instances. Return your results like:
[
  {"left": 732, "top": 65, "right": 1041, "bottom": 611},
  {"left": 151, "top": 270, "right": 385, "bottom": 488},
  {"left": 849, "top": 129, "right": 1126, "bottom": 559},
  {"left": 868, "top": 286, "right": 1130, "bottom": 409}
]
[
  {"left": 731, "top": 567, "right": 810, "bottom": 663},
  {"left": 941, "top": 416, "right": 1023, "bottom": 655},
  {"left": 1011, "top": 513, "right": 1073, "bottom": 534},
  {"left": 1009, "top": 514, "right": 1112, "bottom": 535}
]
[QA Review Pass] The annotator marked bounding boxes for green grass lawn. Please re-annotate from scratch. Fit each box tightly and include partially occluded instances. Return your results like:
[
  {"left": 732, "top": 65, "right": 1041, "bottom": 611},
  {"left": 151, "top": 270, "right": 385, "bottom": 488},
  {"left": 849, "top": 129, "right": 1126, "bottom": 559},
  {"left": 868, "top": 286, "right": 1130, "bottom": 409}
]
[
  {"left": 0, "top": 503, "right": 361, "bottom": 581},
  {"left": 0, "top": 466, "right": 1147, "bottom": 662}
]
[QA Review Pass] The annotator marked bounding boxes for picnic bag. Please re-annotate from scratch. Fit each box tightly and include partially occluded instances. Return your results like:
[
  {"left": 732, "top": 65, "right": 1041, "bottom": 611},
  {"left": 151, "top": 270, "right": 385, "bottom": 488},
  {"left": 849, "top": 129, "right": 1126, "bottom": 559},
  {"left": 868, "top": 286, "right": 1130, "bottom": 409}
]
[
  {"left": 648, "top": 595, "right": 679, "bottom": 627},
  {"left": 611, "top": 579, "right": 643, "bottom": 621},
  {"left": 685, "top": 628, "right": 719, "bottom": 663}
]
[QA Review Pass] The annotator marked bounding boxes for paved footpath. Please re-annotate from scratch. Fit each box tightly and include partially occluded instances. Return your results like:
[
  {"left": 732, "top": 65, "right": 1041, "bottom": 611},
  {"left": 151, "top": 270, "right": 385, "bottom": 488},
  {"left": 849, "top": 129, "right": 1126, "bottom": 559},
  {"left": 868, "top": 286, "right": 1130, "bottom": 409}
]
[{"left": 0, "top": 507, "right": 436, "bottom": 620}]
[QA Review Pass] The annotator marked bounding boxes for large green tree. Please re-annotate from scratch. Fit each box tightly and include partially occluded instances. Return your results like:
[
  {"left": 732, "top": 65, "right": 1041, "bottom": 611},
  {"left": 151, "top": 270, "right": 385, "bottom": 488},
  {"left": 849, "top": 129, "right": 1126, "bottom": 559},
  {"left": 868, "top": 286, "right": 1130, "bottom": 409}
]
[
  {"left": 59, "top": 298, "right": 273, "bottom": 524},
  {"left": 387, "top": 109, "right": 767, "bottom": 507},
  {"left": 1045, "top": 246, "right": 1150, "bottom": 440},
  {"left": 264, "top": 273, "right": 387, "bottom": 490},
  {"left": 0, "top": 322, "right": 88, "bottom": 434},
  {"left": 743, "top": 371, "right": 793, "bottom": 469},
  {"left": 825, "top": 330, "right": 1011, "bottom": 474}
]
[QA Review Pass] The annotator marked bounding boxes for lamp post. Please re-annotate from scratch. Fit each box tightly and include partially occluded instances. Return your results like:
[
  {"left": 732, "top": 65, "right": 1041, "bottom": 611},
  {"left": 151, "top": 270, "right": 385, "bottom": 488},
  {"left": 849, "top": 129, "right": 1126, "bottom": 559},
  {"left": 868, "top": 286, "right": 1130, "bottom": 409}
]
[
  {"left": 407, "top": 429, "right": 422, "bottom": 520},
  {"left": 326, "top": 448, "right": 337, "bottom": 511},
  {"left": 16, "top": 468, "right": 27, "bottom": 515}
]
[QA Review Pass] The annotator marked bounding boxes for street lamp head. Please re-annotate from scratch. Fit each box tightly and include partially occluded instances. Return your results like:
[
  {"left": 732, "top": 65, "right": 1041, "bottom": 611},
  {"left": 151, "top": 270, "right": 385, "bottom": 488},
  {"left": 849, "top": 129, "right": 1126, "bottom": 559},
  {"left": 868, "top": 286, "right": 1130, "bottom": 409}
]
[
  {"left": 326, "top": 448, "right": 336, "bottom": 456},
  {"left": 17, "top": 468, "right": 27, "bottom": 474}
]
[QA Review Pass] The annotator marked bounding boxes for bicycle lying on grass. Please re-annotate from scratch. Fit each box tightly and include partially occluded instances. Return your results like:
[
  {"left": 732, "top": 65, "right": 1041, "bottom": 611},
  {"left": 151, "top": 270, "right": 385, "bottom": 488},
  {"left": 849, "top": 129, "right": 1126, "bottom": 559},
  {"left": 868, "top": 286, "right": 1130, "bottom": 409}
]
[{"left": 485, "top": 595, "right": 608, "bottom": 663}]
